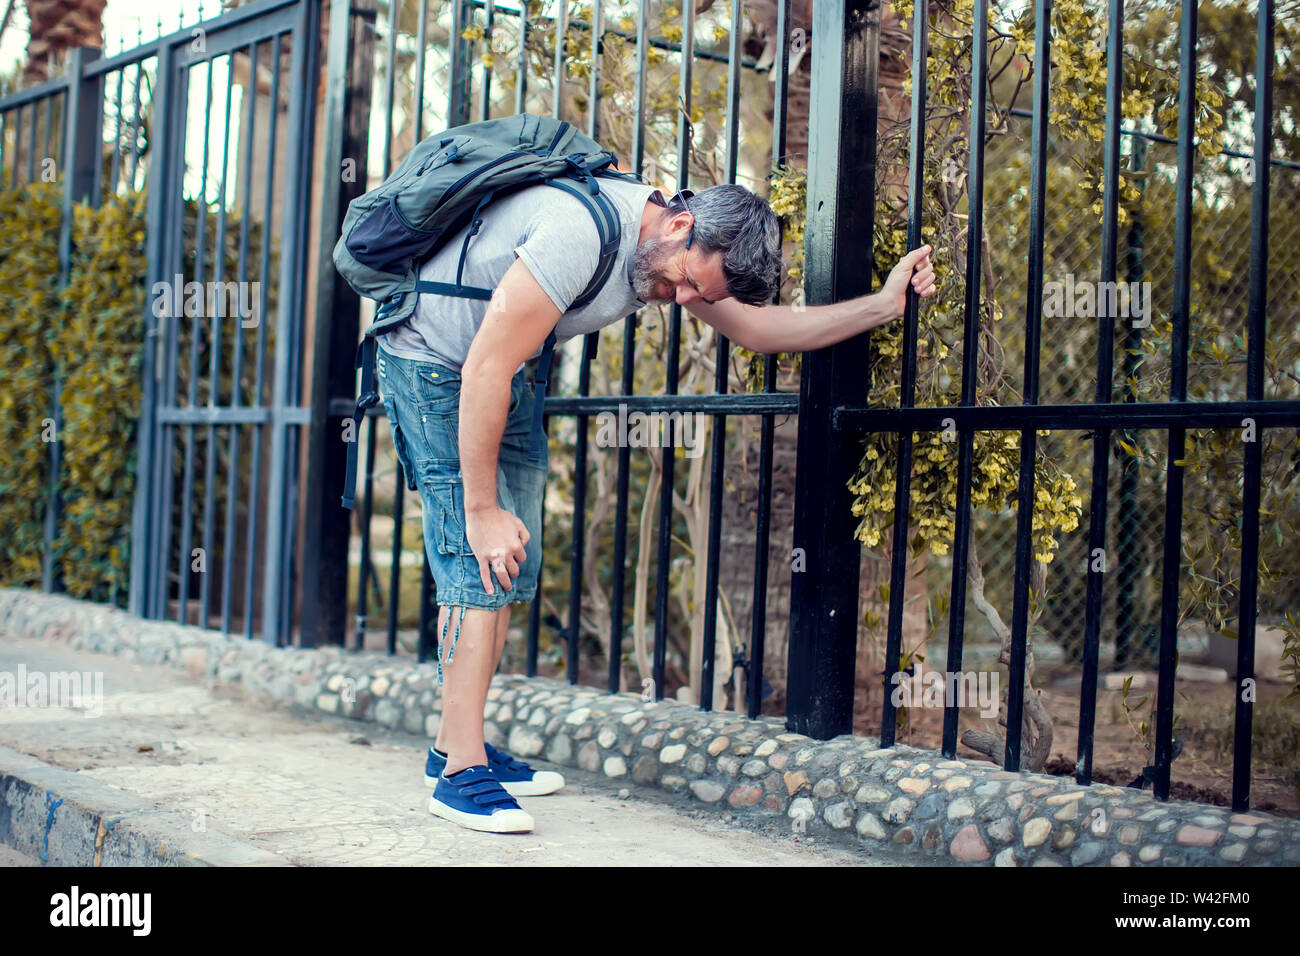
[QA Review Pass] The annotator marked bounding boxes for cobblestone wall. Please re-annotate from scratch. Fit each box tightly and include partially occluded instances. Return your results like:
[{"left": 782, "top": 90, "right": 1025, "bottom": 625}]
[{"left": 3, "top": 589, "right": 1297, "bottom": 866}]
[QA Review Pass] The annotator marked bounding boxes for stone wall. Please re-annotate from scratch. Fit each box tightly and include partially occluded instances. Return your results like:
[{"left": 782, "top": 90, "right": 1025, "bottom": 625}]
[{"left": 3, "top": 588, "right": 1297, "bottom": 866}]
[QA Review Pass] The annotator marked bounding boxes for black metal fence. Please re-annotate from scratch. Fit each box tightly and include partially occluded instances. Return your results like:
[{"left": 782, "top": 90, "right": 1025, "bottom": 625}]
[
  {"left": 0, "top": 0, "right": 322, "bottom": 641},
  {"left": 842, "top": 0, "right": 1292, "bottom": 812},
  {"left": 4, "top": 0, "right": 1294, "bottom": 813}
]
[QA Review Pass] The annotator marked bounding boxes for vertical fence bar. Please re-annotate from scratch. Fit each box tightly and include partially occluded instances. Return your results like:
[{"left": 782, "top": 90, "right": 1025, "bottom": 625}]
[
  {"left": 601, "top": 0, "right": 650, "bottom": 692},
  {"left": 418, "top": 0, "right": 449, "bottom": 650},
  {"left": 938, "top": 0, "right": 986, "bottom": 759},
  {"left": 304, "top": 0, "right": 375, "bottom": 649},
  {"left": 363, "top": 5, "right": 400, "bottom": 654},
  {"left": 88, "top": 84, "right": 102, "bottom": 207},
  {"left": 109, "top": 67, "right": 124, "bottom": 194},
  {"left": 650, "top": 0, "right": 695, "bottom": 701},
  {"left": 747, "top": 0, "right": 790, "bottom": 719},
  {"left": 357, "top": 419, "right": 380, "bottom": 648},
  {"left": 566, "top": 331, "right": 593, "bottom": 684},
  {"left": 387, "top": 479, "right": 406, "bottom": 647},
  {"left": 216, "top": 55, "right": 241, "bottom": 634},
  {"left": 524, "top": 0, "right": 549, "bottom": 673},
  {"left": 1232, "top": 0, "right": 1273, "bottom": 812},
  {"left": 8, "top": 104, "right": 18, "bottom": 188},
  {"left": 151, "top": 56, "right": 191, "bottom": 621},
  {"left": 240, "top": 39, "right": 266, "bottom": 638},
  {"left": 456, "top": 0, "right": 474, "bottom": 125},
  {"left": 58, "top": 88, "right": 68, "bottom": 174},
  {"left": 449, "top": 0, "right": 469, "bottom": 125},
  {"left": 26, "top": 100, "right": 36, "bottom": 181},
  {"left": 236, "top": 44, "right": 266, "bottom": 639},
  {"left": 479, "top": 0, "right": 496, "bottom": 122},
  {"left": 262, "top": 2, "right": 316, "bottom": 645},
  {"left": 177, "top": 60, "right": 215, "bottom": 626},
  {"left": 1153, "top": 0, "right": 1198, "bottom": 800},
  {"left": 697, "top": 0, "right": 744, "bottom": 712},
  {"left": 1077, "top": 0, "right": 1125, "bottom": 784},
  {"left": 131, "top": 42, "right": 176, "bottom": 618},
  {"left": 561, "top": 0, "right": 605, "bottom": 685},
  {"left": 413, "top": 0, "right": 428, "bottom": 141},
  {"left": 526, "top": 504, "right": 542, "bottom": 674},
  {"left": 586, "top": 0, "right": 600, "bottom": 136},
  {"left": 1003, "top": 0, "right": 1051, "bottom": 771},
  {"left": 1113, "top": 135, "right": 1146, "bottom": 668},
  {"left": 786, "top": 0, "right": 880, "bottom": 737},
  {"left": 177, "top": 62, "right": 212, "bottom": 624},
  {"left": 280, "top": 0, "right": 325, "bottom": 647},
  {"left": 515, "top": 5, "right": 529, "bottom": 115},
  {"left": 266, "top": 39, "right": 292, "bottom": 642},
  {"left": 41, "top": 93, "right": 53, "bottom": 173},
  {"left": 524, "top": 0, "right": 549, "bottom": 671},
  {"left": 551, "top": 0, "right": 567, "bottom": 119},
  {"left": 128, "top": 57, "right": 144, "bottom": 188},
  {"left": 880, "top": 0, "right": 928, "bottom": 748}
]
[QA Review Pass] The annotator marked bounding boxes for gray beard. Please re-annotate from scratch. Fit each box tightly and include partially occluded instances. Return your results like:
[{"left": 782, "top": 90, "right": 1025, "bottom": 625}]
[{"left": 631, "top": 235, "right": 685, "bottom": 302}]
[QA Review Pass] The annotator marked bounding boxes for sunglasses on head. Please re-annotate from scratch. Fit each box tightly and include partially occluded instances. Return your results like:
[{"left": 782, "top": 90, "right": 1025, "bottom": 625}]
[{"left": 666, "top": 189, "right": 696, "bottom": 249}]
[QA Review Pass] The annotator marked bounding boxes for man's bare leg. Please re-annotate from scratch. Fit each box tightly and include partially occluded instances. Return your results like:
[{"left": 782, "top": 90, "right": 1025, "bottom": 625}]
[
  {"left": 433, "top": 605, "right": 508, "bottom": 776},
  {"left": 434, "top": 605, "right": 512, "bottom": 774}
]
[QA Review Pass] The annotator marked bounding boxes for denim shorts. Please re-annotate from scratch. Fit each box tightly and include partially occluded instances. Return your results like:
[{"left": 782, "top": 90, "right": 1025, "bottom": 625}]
[{"left": 376, "top": 345, "right": 549, "bottom": 635}]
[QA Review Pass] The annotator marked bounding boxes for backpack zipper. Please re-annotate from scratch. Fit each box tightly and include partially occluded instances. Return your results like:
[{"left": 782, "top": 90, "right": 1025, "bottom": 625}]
[
  {"left": 439, "top": 149, "right": 527, "bottom": 206},
  {"left": 415, "top": 137, "right": 460, "bottom": 176},
  {"left": 542, "top": 121, "right": 569, "bottom": 156},
  {"left": 411, "top": 122, "right": 571, "bottom": 220}
]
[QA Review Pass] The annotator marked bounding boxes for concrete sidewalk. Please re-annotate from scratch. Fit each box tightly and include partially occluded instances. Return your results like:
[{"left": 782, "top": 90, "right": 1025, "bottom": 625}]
[{"left": 0, "top": 634, "right": 887, "bottom": 866}]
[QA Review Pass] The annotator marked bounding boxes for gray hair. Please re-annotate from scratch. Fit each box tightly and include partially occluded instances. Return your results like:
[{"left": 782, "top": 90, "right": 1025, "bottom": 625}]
[{"left": 670, "top": 184, "right": 782, "bottom": 306}]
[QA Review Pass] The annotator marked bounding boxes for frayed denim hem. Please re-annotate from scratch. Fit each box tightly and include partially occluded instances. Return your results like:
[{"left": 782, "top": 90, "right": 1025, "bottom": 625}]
[{"left": 437, "top": 604, "right": 468, "bottom": 687}]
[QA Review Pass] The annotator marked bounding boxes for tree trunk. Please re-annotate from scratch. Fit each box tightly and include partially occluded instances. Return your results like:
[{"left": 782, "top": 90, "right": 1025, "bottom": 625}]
[{"left": 23, "top": 0, "right": 106, "bottom": 85}]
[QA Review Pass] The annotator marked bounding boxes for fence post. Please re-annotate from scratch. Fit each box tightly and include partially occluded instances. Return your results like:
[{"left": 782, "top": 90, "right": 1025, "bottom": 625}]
[
  {"left": 785, "top": 0, "right": 882, "bottom": 738},
  {"left": 44, "top": 46, "right": 102, "bottom": 594},
  {"left": 261, "top": 0, "right": 321, "bottom": 645},
  {"left": 301, "top": 0, "right": 375, "bottom": 648},
  {"left": 129, "top": 41, "right": 179, "bottom": 619}
]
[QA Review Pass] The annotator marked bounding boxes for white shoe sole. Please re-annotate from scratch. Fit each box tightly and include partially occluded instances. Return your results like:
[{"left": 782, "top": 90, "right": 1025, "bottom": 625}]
[
  {"left": 428, "top": 795, "right": 534, "bottom": 833},
  {"left": 425, "top": 770, "right": 565, "bottom": 797}
]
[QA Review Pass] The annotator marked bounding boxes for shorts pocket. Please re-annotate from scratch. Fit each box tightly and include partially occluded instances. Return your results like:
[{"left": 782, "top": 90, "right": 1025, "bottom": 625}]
[
  {"left": 415, "top": 365, "right": 462, "bottom": 415},
  {"left": 422, "top": 471, "right": 472, "bottom": 557},
  {"left": 379, "top": 392, "right": 421, "bottom": 494},
  {"left": 387, "top": 418, "right": 419, "bottom": 493}
]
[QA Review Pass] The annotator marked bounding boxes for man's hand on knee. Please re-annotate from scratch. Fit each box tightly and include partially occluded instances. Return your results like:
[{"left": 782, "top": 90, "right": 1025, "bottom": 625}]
[{"left": 465, "top": 505, "right": 530, "bottom": 594}]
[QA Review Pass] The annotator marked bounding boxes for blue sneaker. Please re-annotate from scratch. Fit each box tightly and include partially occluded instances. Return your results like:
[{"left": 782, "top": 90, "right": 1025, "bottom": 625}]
[
  {"left": 425, "top": 744, "right": 565, "bottom": 796},
  {"left": 428, "top": 765, "right": 534, "bottom": 833}
]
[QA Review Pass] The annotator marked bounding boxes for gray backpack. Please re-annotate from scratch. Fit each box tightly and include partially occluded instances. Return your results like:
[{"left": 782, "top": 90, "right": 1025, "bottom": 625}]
[{"left": 332, "top": 113, "right": 643, "bottom": 509}]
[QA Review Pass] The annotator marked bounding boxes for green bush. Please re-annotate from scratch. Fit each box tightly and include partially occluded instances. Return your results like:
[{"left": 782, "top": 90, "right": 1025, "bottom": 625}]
[
  {"left": 0, "top": 185, "right": 146, "bottom": 602},
  {"left": 54, "top": 190, "right": 148, "bottom": 603},
  {"left": 0, "top": 181, "right": 62, "bottom": 587}
]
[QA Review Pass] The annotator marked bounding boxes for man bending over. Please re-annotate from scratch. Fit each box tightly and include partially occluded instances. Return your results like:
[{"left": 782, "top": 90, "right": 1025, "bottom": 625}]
[{"left": 375, "top": 179, "right": 936, "bottom": 833}]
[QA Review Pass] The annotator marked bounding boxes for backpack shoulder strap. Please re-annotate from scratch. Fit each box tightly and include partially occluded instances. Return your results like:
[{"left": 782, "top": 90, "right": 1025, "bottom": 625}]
[
  {"left": 541, "top": 176, "right": 622, "bottom": 310},
  {"left": 411, "top": 176, "right": 622, "bottom": 311}
]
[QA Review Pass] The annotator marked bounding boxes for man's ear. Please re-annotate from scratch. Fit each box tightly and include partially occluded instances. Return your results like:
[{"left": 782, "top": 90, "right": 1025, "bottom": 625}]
[{"left": 664, "top": 209, "right": 693, "bottom": 245}]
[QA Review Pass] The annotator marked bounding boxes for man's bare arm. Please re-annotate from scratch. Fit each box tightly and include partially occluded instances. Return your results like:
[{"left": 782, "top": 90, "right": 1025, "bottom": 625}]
[
  {"left": 458, "top": 255, "right": 563, "bottom": 593},
  {"left": 686, "top": 294, "right": 896, "bottom": 353},
  {"left": 686, "top": 245, "right": 935, "bottom": 352}
]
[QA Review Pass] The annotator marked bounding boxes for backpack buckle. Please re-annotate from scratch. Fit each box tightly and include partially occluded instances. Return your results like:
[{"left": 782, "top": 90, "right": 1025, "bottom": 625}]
[{"left": 375, "top": 293, "right": 404, "bottom": 321}]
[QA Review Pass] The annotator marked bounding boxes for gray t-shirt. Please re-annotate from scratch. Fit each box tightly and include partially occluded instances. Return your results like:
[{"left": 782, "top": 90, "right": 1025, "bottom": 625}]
[{"left": 378, "top": 177, "right": 660, "bottom": 370}]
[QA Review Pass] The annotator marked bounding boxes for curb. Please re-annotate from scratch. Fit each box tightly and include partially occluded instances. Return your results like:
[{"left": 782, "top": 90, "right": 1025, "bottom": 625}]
[
  {"left": 3, "top": 588, "right": 1299, "bottom": 867},
  {"left": 0, "top": 744, "right": 287, "bottom": 866}
]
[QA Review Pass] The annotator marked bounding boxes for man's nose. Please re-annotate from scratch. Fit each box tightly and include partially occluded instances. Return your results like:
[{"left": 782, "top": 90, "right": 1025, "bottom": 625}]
[{"left": 675, "top": 285, "right": 698, "bottom": 305}]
